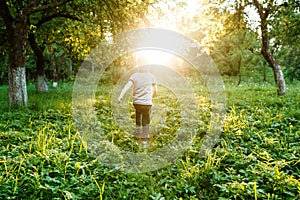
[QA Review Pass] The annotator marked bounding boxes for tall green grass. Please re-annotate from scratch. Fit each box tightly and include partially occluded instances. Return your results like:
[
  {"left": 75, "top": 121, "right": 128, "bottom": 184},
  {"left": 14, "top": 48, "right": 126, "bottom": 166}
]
[{"left": 0, "top": 79, "right": 299, "bottom": 199}]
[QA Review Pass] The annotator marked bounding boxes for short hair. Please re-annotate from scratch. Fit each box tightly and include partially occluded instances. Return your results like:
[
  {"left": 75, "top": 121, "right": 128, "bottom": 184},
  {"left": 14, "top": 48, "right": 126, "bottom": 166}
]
[{"left": 137, "top": 65, "right": 149, "bottom": 72}]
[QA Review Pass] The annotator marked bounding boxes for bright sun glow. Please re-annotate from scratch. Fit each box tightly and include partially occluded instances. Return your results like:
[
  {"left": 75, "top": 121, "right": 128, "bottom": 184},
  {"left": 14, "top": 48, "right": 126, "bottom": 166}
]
[
  {"left": 133, "top": 0, "right": 205, "bottom": 67},
  {"left": 135, "top": 0, "right": 207, "bottom": 65},
  {"left": 135, "top": 50, "right": 175, "bottom": 66}
]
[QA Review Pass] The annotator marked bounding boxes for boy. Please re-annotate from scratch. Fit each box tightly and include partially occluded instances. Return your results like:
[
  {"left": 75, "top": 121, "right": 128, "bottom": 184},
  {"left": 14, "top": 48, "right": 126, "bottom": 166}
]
[{"left": 118, "top": 66, "right": 157, "bottom": 147}]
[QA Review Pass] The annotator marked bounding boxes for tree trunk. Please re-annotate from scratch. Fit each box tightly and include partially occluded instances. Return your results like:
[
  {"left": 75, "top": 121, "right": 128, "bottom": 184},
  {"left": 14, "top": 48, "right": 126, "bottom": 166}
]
[
  {"left": 260, "top": 17, "right": 287, "bottom": 95},
  {"left": 8, "top": 15, "right": 28, "bottom": 106},
  {"left": 28, "top": 32, "right": 49, "bottom": 92},
  {"left": 253, "top": 0, "right": 287, "bottom": 96},
  {"left": 237, "top": 55, "right": 242, "bottom": 86},
  {"left": 55, "top": 53, "right": 65, "bottom": 81},
  {"left": 263, "top": 64, "right": 267, "bottom": 83},
  {"left": 36, "top": 74, "right": 49, "bottom": 92},
  {"left": 262, "top": 48, "right": 286, "bottom": 95},
  {"left": 8, "top": 67, "right": 28, "bottom": 106}
]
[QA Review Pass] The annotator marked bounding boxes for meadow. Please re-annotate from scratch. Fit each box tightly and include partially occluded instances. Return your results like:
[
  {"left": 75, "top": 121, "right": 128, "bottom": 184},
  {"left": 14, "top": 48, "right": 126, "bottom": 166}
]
[{"left": 0, "top": 77, "right": 299, "bottom": 200}]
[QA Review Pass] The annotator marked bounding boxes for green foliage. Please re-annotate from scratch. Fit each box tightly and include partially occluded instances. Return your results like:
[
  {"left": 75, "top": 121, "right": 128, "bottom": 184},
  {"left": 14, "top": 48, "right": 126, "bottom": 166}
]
[
  {"left": 270, "top": 0, "right": 300, "bottom": 82},
  {"left": 211, "top": 29, "right": 262, "bottom": 77},
  {"left": 0, "top": 0, "right": 156, "bottom": 85},
  {"left": 0, "top": 78, "right": 300, "bottom": 199}
]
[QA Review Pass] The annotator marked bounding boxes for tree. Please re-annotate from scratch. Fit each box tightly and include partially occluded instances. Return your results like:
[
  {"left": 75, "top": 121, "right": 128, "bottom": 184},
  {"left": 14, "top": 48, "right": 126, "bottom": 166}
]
[
  {"left": 253, "top": 0, "right": 287, "bottom": 95},
  {"left": 0, "top": 0, "right": 155, "bottom": 106},
  {"left": 0, "top": 0, "right": 71, "bottom": 106},
  {"left": 271, "top": 0, "right": 300, "bottom": 82},
  {"left": 28, "top": 11, "right": 81, "bottom": 92},
  {"left": 209, "top": 1, "right": 261, "bottom": 85}
]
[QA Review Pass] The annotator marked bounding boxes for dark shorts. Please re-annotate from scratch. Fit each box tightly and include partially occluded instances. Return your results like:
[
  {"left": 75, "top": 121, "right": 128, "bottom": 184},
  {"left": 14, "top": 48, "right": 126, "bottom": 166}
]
[
  {"left": 133, "top": 104, "right": 152, "bottom": 126},
  {"left": 133, "top": 104, "right": 152, "bottom": 138}
]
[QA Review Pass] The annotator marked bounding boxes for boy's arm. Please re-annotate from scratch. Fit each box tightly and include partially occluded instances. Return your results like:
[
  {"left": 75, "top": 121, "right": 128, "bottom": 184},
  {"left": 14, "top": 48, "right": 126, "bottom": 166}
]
[
  {"left": 152, "top": 84, "right": 157, "bottom": 98},
  {"left": 118, "top": 81, "right": 133, "bottom": 102}
]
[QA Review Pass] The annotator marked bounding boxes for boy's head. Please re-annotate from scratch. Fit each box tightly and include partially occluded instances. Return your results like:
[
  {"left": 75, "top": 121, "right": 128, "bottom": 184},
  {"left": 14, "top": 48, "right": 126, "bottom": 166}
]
[
  {"left": 136, "top": 54, "right": 147, "bottom": 67},
  {"left": 137, "top": 65, "right": 150, "bottom": 73},
  {"left": 136, "top": 53, "right": 150, "bottom": 72}
]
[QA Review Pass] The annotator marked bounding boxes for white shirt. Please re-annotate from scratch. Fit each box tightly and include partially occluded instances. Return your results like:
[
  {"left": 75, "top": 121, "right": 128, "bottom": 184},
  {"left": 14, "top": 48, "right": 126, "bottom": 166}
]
[{"left": 129, "top": 72, "right": 156, "bottom": 105}]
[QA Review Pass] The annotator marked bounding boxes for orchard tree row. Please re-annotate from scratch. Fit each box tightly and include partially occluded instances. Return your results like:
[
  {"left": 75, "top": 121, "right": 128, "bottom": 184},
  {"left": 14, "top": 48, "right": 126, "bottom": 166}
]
[
  {"left": 0, "top": 0, "right": 154, "bottom": 106},
  {"left": 0, "top": 0, "right": 299, "bottom": 107}
]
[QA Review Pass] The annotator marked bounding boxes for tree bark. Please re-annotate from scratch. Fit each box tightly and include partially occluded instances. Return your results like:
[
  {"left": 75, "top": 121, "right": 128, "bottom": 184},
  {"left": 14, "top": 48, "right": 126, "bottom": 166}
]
[
  {"left": 8, "top": 15, "right": 29, "bottom": 106},
  {"left": 28, "top": 31, "right": 49, "bottom": 92},
  {"left": 260, "top": 19, "right": 286, "bottom": 95},
  {"left": 0, "top": 0, "right": 73, "bottom": 107},
  {"left": 237, "top": 55, "right": 242, "bottom": 86},
  {"left": 253, "top": 0, "right": 287, "bottom": 96}
]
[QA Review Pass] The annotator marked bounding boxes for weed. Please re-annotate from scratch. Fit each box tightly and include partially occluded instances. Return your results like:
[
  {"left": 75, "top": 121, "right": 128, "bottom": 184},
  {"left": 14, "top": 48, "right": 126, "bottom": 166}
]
[{"left": 0, "top": 80, "right": 299, "bottom": 199}]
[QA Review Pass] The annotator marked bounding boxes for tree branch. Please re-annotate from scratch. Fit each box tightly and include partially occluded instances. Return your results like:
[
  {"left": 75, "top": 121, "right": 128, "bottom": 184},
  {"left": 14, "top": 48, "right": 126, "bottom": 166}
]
[
  {"left": 253, "top": 0, "right": 264, "bottom": 19},
  {"left": 0, "top": 0, "right": 14, "bottom": 27},
  {"left": 24, "top": 0, "right": 71, "bottom": 15},
  {"left": 35, "top": 12, "right": 81, "bottom": 28},
  {"left": 28, "top": 0, "right": 42, "bottom": 9}
]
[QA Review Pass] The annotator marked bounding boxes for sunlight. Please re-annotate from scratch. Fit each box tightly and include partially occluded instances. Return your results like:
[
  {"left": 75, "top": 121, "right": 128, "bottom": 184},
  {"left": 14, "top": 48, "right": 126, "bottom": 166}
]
[
  {"left": 133, "top": 28, "right": 187, "bottom": 67},
  {"left": 143, "top": 0, "right": 205, "bottom": 34},
  {"left": 185, "top": 0, "right": 201, "bottom": 19},
  {"left": 139, "top": 0, "right": 216, "bottom": 53},
  {"left": 135, "top": 49, "right": 174, "bottom": 66}
]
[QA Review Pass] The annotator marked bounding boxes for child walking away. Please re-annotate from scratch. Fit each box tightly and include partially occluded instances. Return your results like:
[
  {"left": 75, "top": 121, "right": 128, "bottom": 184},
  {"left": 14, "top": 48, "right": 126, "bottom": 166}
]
[{"left": 118, "top": 66, "right": 157, "bottom": 148}]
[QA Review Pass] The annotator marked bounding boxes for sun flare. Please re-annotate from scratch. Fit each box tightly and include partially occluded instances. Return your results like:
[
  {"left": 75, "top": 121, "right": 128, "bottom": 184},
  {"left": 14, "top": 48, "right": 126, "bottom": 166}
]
[{"left": 135, "top": 50, "right": 175, "bottom": 66}]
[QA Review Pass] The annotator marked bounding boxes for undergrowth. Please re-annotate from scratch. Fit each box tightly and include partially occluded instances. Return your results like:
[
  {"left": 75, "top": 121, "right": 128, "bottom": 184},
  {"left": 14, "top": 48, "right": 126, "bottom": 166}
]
[{"left": 0, "top": 79, "right": 299, "bottom": 199}]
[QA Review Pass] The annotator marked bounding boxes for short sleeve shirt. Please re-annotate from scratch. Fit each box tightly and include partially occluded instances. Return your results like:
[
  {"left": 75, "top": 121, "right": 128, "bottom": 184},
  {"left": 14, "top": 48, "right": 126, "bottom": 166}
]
[{"left": 129, "top": 72, "right": 156, "bottom": 105}]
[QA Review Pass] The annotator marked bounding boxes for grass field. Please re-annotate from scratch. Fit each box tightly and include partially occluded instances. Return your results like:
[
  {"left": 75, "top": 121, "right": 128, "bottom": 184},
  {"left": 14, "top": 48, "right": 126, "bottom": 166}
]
[{"left": 0, "top": 78, "right": 299, "bottom": 199}]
